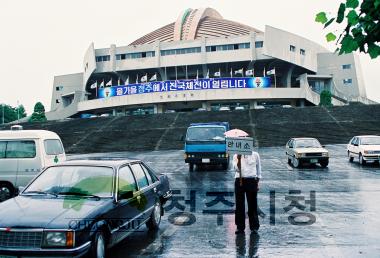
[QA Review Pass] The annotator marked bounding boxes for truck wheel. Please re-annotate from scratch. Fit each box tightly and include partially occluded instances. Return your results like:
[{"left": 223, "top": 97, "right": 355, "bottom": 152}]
[
  {"left": 320, "top": 160, "right": 329, "bottom": 168},
  {"left": 189, "top": 163, "right": 194, "bottom": 172},
  {"left": 0, "top": 183, "right": 14, "bottom": 202}
]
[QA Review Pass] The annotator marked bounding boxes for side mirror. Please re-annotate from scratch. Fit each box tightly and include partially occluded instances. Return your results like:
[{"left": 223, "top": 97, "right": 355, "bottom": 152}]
[
  {"left": 119, "top": 191, "right": 133, "bottom": 200},
  {"left": 354, "top": 143, "right": 359, "bottom": 146},
  {"left": 322, "top": 145, "right": 326, "bottom": 148},
  {"left": 288, "top": 146, "right": 293, "bottom": 148}
]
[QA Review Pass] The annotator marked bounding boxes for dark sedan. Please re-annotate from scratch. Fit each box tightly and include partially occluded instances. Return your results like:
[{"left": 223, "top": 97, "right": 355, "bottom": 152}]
[{"left": 0, "top": 158, "right": 172, "bottom": 258}]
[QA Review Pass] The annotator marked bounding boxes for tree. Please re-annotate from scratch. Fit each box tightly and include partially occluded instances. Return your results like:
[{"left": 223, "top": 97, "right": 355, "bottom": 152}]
[
  {"left": 29, "top": 102, "right": 47, "bottom": 122},
  {"left": 0, "top": 104, "right": 27, "bottom": 124},
  {"left": 316, "top": 0, "right": 380, "bottom": 58},
  {"left": 319, "top": 90, "right": 333, "bottom": 107}
]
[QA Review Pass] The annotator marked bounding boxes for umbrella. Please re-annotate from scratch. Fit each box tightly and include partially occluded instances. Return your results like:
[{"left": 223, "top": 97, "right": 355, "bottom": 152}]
[{"left": 224, "top": 129, "right": 249, "bottom": 138}]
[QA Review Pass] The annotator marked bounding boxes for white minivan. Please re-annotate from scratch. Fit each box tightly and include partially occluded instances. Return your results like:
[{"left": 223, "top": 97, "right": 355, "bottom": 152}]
[{"left": 0, "top": 129, "right": 66, "bottom": 201}]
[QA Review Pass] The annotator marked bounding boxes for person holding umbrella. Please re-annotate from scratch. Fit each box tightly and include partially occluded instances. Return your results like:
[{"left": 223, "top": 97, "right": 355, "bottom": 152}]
[{"left": 225, "top": 129, "right": 262, "bottom": 235}]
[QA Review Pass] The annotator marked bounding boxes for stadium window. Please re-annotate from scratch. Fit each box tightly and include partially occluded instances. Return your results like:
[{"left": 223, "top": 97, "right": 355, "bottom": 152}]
[
  {"left": 342, "top": 64, "right": 351, "bottom": 69},
  {"left": 55, "top": 86, "right": 63, "bottom": 91},
  {"left": 290, "top": 45, "right": 296, "bottom": 52},
  {"left": 343, "top": 78, "right": 353, "bottom": 84},
  {"left": 255, "top": 41, "right": 263, "bottom": 48},
  {"left": 116, "top": 54, "right": 121, "bottom": 60},
  {"left": 95, "top": 55, "right": 110, "bottom": 62},
  {"left": 300, "top": 49, "right": 306, "bottom": 55},
  {"left": 56, "top": 99, "right": 60, "bottom": 104}
]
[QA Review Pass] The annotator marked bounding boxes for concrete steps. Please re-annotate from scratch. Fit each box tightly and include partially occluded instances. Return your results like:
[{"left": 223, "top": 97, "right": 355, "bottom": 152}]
[{"left": 1, "top": 105, "right": 380, "bottom": 153}]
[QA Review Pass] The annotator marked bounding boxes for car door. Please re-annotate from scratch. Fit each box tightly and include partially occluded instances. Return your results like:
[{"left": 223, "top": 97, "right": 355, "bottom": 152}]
[
  {"left": 130, "top": 163, "right": 156, "bottom": 221},
  {"left": 109, "top": 165, "right": 140, "bottom": 245},
  {"left": 9, "top": 140, "right": 40, "bottom": 187}
]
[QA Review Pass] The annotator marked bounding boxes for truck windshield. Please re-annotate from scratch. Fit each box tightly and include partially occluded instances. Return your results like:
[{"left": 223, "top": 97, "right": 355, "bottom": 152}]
[{"left": 186, "top": 127, "right": 226, "bottom": 141}]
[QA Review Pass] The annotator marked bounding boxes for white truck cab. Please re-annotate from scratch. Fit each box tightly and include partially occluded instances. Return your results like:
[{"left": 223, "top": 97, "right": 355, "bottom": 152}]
[{"left": 0, "top": 129, "right": 66, "bottom": 201}]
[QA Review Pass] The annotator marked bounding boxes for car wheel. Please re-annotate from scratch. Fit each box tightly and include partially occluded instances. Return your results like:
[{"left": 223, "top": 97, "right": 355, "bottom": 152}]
[
  {"left": 91, "top": 232, "right": 106, "bottom": 258},
  {"left": 292, "top": 157, "right": 300, "bottom": 168},
  {"left": 0, "top": 183, "right": 14, "bottom": 202},
  {"left": 189, "top": 163, "right": 194, "bottom": 172},
  {"left": 320, "top": 160, "right": 329, "bottom": 168},
  {"left": 146, "top": 201, "right": 162, "bottom": 230},
  {"left": 348, "top": 151, "right": 354, "bottom": 162},
  {"left": 359, "top": 153, "right": 366, "bottom": 165}
]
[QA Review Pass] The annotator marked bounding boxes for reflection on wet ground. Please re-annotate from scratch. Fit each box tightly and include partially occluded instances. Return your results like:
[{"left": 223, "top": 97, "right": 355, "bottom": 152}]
[{"left": 71, "top": 144, "right": 380, "bottom": 257}]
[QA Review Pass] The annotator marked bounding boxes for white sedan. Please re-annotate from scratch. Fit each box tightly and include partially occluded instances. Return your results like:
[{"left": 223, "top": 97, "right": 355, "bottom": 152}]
[
  {"left": 286, "top": 138, "right": 329, "bottom": 168},
  {"left": 347, "top": 135, "right": 380, "bottom": 165}
]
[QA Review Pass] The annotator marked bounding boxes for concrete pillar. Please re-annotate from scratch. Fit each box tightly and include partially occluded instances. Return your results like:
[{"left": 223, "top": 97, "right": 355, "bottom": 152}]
[
  {"left": 300, "top": 99, "right": 305, "bottom": 107},
  {"left": 154, "top": 104, "right": 163, "bottom": 114},
  {"left": 202, "top": 102, "right": 211, "bottom": 111},
  {"left": 110, "top": 44, "right": 116, "bottom": 72},
  {"left": 249, "top": 100, "right": 258, "bottom": 109},
  {"left": 250, "top": 32, "right": 257, "bottom": 61},
  {"left": 286, "top": 65, "right": 295, "bottom": 88},
  {"left": 112, "top": 109, "right": 116, "bottom": 116}
]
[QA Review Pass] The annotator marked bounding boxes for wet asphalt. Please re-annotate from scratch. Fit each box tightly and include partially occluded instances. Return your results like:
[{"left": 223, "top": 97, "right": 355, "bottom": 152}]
[{"left": 71, "top": 144, "right": 380, "bottom": 258}]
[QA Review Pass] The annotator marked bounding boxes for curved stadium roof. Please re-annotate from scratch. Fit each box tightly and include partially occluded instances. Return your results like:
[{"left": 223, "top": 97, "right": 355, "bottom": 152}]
[{"left": 129, "top": 8, "right": 262, "bottom": 45}]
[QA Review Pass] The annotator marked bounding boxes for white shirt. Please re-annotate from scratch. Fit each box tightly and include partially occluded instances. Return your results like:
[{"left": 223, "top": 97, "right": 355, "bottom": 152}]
[{"left": 233, "top": 151, "right": 262, "bottom": 179}]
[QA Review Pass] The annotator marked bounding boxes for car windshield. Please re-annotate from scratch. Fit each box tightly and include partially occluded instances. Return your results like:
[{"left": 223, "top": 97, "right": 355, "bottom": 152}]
[
  {"left": 23, "top": 166, "right": 114, "bottom": 198},
  {"left": 186, "top": 127, "right": 226, "bottom": 141},
  {"left": 361, "top": 137, "right": 380, "bottom": 145},
  {"left": 294, "top": 139, "right": 321, "bottom": 148}
]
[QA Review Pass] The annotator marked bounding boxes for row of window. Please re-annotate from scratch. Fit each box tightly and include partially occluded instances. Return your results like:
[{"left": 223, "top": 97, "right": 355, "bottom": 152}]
[
  {"left": 161, "top": 47, "right": 201, "bottom": 56},
  {"left": 96, "top": 42, "right": 262, "bottom": 61},
  {"left": 119, "top": 162, "right": 158, "bottom": 193},
  {"left": 0, "top": 140, "right": 64, "bottom": 159},
  {"left": 289, "top": 45, "right": 306, "bottom": 55},
  {"left": 116, "top": 51, "right": 155, "bottom": 60},
  {"left": 206, "top": 42, "right": 250, "bottom": 52},
  {"left": 96, "top": 55, "right": 110, "bottom": 62}
]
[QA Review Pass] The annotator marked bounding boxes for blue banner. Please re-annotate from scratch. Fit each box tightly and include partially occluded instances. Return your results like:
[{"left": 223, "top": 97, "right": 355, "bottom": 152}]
[{"left": 97, "top": 77, "right": 271, "bottom": 99}]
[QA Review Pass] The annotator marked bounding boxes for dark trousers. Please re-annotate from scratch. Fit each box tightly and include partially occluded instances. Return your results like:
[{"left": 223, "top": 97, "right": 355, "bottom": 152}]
[{"left": 235, "top": 178, "right": 260, "bottom": 231}]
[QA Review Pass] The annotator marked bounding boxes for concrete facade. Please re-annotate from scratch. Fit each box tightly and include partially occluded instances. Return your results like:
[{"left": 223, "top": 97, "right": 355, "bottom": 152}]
[{"left": 47, "top": 7, "right": 370, "bottom": 120}]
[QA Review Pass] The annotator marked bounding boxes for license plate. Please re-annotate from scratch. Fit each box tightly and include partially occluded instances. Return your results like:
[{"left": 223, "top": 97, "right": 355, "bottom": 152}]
[
  {"left": 202, "top": 158, "right": 210, "bottom": 163},
  {"left": 310, "top": 159, "right": 318, "bottom": 163}
]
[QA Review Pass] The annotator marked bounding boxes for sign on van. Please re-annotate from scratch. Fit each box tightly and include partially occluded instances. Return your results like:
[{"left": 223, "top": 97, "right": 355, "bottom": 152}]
[{"left": 226, "top": 137, "right": 254, "bottom": 155}]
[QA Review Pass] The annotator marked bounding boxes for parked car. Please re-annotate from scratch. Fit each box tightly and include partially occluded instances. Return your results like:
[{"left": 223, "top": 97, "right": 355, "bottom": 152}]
[
  {"left": 282, "top": 105, "right": 292, "bottom": 108},
  {"left": 286, "top": 138, "right": 329, "bottom": 168},
  {"left": 0, "top": 129, "right": 66, "bottom": 202},
  {"left": 347, "top": 135, "right": 380, "bottom": 165},
  {"left": 195, "top": 108, "right": 207, "bottom": 112},
  {"left": 218, "top": 106, "right": 231, "bottom": 111},
  {"left": 0, "top": 158, "right": 172, "bottom": 257},
  {"left": 235, "top": 106, "right": 245, "bottom": 110},
  {"left": 255, "top": 105, "right": 265, "bottom": 110}
]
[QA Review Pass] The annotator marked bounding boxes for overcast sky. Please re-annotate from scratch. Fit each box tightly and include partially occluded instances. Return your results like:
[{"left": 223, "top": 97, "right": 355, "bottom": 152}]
[{"left": 0, "top": 0, "right": 379, "bottom": 114}]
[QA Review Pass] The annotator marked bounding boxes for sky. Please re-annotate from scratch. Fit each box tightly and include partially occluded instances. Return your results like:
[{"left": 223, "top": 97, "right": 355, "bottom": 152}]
[{"left": 0, "top": 0, "right": 379, "bottom": 114}]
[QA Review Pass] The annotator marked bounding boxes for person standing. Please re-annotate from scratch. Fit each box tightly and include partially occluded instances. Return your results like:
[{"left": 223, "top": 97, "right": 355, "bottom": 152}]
[{"left": 233, "top": 150, "right": 262, "bottom": 234}]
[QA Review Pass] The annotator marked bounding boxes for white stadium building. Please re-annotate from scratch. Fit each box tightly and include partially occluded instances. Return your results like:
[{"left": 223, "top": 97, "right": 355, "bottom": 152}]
[{"left": 48, "top": 7, "right": 372, "bottom": 119}]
